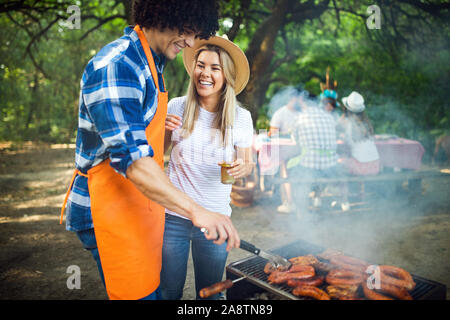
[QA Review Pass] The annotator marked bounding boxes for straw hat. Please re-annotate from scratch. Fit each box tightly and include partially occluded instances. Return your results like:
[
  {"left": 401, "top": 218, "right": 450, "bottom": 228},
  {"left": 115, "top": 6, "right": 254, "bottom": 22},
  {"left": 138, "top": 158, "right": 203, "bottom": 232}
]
[
  {"left": 182, "top": 35, "right": 250, "bottom": 95},
  {"left": 342, "top": 91, "right": 365, "bottom": 113}
]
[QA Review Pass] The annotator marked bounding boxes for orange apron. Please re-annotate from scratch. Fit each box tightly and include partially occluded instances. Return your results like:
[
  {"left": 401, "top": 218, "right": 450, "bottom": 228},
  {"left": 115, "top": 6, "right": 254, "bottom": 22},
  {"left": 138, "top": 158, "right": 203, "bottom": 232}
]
[{"left": 61, "top": 25, "right": 168, "bottom": 300}]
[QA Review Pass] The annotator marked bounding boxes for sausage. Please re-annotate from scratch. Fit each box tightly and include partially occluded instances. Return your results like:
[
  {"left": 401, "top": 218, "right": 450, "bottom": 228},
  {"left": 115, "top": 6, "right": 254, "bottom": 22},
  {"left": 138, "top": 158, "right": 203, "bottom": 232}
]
[
  {"left": 289, "top": 263, "right": 317, "bottom": 273},
  {"left": 363, "top": 283, "right": 393, "bottom": 300},
  {"left": 264, "top": 262, "right": 309, "bottom": 275},
  {"left": 267, "top": 265, "right": 315, "bottom": 284},
  {"left": 362, "top": 280, "right": 413, "bottom": 300},
  {"left": 287, "top": 275, "right": 325, "bottom": 287},
  {"left": 312, "top": 261, "right": 337, "bottom": 273},
  {"left": 379, "top": 265, "right": 415, "bottom": 290},
  {"left": 317, "top": 248, "right": 343, "bottom": 260},
  {"left": 292, "top": 285, "right": 331, "bottom": 300},
  {"left": 199, "top": 280, "right": 233, "bottom": 298},
  {"left": 264, "top": 263, "right": 279, "bottom": 274},
  {"left": 329, "top": 255, "right": 369, "bottom": 273},
  {"left": 288, "top": 254, "right": 319, "bottom": 265},
  {"left": 326, "top": 284, "right": 359, "bottom": 300},
  {"left": 326, "top": 269, "right": 364, "bottom": 286},
  {"left": 378, "top": 281, "right": 413, "bottom": 300}
]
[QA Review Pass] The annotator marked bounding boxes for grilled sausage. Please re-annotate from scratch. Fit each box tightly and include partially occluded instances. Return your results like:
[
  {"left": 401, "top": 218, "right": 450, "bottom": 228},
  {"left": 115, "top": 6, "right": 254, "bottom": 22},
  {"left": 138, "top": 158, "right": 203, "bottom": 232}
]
[
  {"left": 288, "top": 254, "right": 319, "bottom": 265},
  {"left": 362, "top": 280, "right": 413, "bottom": 300},
  {"left": 267, "top": 265, "right": 315, "bottom": 284},
  {"left": 317, "top": 248, "right": 343, "bottom": 260},
  {"left": 378, "top": 282, "right": 413, "bottom": 300},
  {"left": 292, "top": 285, "right": 331, "bottom": 300},
  {"left": 329, "top": 255, "right": 369, "bottom": 273},
  {"left": 199, "top": 280, "right": 233, "bottom": 298},
  {"left": 379, "top": 265, "right": 415, "bottom": 291},
  {"left": 264, "top": 263, "right": 280, "bottom": 274},
  {"left": 363, "top": 282, "right": 393, "bottom": 300},
  {"left": 326, "top": 284, "right": 359, "bottom": 300},
  {"left": 287, "top": 275, "right": 325, "bottom": 287},
  {"left": 326, "top": 269, "right": 364, "bottom": 286},
  {"left": 312, "top": 261, "right": 337, "bottom": 273}
]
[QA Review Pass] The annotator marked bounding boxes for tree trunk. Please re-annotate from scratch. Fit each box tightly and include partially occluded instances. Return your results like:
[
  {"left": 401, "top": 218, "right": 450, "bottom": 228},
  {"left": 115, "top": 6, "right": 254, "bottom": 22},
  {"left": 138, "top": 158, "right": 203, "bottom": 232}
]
[
  {"left": 238, "top": 0, "right": 291, "bottom": 124},
  {"left": 238, "top": 0, "right": 330, "bottom": 125}
]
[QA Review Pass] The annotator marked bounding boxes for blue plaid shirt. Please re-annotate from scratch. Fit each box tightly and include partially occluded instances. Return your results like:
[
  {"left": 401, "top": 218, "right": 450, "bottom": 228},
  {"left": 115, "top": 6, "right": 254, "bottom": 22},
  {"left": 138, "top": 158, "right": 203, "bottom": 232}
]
[{"left": 65, "top": 26, "right": 166, "bottom": 231}]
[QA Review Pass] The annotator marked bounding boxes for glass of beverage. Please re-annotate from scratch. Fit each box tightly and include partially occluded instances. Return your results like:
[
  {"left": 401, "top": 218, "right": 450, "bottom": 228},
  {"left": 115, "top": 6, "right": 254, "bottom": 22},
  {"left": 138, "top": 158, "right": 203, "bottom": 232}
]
[{"left": 219, "top": 125, "right": 235, "bottom": 184}]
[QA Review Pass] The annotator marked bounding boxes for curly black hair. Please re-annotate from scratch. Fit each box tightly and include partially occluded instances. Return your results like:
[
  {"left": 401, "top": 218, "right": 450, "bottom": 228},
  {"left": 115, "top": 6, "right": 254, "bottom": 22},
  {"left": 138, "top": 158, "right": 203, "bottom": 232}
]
[{"left": 132, "top": 0, "right": 220, "bottom": 40}]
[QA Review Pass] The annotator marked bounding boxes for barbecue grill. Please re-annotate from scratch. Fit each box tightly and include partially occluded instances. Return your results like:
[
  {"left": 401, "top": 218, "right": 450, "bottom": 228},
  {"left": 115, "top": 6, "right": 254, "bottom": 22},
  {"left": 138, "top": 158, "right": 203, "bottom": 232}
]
[{"left": 226, "top": 239, "right": 447, "bottom": 300}]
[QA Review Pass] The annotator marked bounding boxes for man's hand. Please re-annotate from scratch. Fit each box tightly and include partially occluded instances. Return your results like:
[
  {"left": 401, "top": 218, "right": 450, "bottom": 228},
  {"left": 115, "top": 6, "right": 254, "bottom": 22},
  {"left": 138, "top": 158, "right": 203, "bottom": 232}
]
[{"left": 191, "top": 207, "right": 240, "bottom": 252}]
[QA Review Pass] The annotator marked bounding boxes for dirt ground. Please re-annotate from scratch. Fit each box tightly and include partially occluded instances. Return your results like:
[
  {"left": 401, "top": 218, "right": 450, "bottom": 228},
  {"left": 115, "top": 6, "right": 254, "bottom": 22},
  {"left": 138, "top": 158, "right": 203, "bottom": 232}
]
[{"left": 0, "top": 143, "right": 449, "bottom": 300}]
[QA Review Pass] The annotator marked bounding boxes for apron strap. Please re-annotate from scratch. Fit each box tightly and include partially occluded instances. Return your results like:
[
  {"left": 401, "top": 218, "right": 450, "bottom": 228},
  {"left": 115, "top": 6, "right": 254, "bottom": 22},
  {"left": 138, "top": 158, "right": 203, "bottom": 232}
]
[
  {"left": 134, "top": 25, "right": 166, "bottom": 92},
  {"left": 60, "top": 169, "right": 88, "bottom": 225}
]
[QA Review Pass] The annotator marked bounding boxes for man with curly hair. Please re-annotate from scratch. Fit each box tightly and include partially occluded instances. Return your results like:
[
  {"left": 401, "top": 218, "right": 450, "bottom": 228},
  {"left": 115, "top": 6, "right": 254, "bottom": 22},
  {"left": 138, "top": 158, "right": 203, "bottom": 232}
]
[{"left": 61, "top": 0, "right": 240, "bottom": 300}]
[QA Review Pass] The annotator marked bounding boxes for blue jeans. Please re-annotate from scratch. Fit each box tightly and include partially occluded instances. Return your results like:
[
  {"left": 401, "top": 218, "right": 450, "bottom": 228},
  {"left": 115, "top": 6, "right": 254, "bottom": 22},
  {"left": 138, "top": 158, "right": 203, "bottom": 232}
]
[
  {"left": 160, "top": 214, "right": 229, "bottom": 300},
  {"left": 76, "top": 228, "right": 160, "bottom": 300}
]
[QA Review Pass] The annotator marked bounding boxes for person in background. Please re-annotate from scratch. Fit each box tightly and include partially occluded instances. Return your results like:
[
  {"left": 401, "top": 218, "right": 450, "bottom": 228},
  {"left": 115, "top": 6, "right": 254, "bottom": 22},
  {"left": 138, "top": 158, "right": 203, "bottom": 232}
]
[
  {"left": 287, "top": 93, "right": 338, "bottom": 218},
  {"left": 269, "top": 93, "right": 302, "bottom": 213},
  {"left": 337, "top": 91, "right": 380, "bottom": 177},
  {"left": 161, "top": 36, "right": 254, "bottom": 300},
  {"left": 60, "top": 0, "right": 240, "bottom": 300},
  {"left": 335, "top": 91, "right": 380, "bottom": 211},
  {"left": 269, "top": 93, "right": 301, "bottom": 137},
  {"left": 320, "top": 89, "right": 341, "bottom": 121}
]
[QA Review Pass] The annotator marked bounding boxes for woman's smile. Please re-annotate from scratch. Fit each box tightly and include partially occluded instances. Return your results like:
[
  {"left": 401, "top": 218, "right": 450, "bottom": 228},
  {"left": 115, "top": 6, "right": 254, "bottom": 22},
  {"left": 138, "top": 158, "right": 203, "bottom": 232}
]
[{"left": 194, "top": 50, "right": 224, "bottom": 100}]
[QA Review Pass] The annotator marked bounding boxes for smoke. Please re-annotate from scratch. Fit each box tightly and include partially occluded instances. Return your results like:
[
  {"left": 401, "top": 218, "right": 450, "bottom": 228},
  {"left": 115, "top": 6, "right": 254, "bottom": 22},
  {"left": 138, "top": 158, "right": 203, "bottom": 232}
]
[{"left": 253, "top": 84, "right": 450, "bottom": 268}]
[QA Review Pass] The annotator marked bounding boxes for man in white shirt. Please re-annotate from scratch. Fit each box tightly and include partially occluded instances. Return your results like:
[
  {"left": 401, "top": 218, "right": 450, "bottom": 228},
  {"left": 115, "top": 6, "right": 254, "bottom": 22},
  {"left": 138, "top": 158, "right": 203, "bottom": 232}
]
[
  {"left": 269, "top": 94, "right": 302, "bottom": 213},
  {"left": 270, "top": 95, "right": 301, "bottom": 137}
]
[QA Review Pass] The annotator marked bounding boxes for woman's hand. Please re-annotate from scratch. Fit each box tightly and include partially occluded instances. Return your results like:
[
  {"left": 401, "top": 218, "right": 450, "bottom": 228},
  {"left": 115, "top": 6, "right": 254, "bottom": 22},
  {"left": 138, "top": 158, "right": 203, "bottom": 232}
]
[
  {"left": 165, "top": 114, "right": 182, "bottom": 131},
  {"left": 226, "top": 158, "right": 254, "bottom": 179}
]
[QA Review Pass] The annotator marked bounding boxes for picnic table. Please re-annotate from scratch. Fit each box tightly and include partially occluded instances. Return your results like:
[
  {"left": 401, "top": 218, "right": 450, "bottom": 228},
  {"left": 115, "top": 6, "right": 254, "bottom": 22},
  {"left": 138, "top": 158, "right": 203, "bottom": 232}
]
[
  {"left": 253, "top": 134, "right": 425, "bottom": 176},
  {"left": 252, "top": 133, "right": 432, "bottom": 203}
]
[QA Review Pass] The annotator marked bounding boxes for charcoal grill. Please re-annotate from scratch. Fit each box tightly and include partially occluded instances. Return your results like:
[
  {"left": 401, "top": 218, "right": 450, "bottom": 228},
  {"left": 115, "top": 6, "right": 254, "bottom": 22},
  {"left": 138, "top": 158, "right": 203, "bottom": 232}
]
[{"left": 226, "top": 239, "right": 447, "bottom": 300}]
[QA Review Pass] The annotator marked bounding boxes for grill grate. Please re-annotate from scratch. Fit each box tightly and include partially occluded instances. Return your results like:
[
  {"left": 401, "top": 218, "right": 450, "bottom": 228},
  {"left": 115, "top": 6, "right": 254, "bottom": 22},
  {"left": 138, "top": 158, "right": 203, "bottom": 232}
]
[{"left": 226, "top": 239, "right": 447, "bottom": 300}]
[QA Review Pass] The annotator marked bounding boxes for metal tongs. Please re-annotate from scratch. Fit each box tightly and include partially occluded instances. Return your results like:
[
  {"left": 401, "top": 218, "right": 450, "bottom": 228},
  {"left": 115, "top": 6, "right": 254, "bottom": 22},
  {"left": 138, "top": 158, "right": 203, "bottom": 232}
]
[
  {"left": 200, "top": 228, "right": 291, "bottom": 269},
  {"left": 239, "top": 239, "right": 292, "bottom": 269}
]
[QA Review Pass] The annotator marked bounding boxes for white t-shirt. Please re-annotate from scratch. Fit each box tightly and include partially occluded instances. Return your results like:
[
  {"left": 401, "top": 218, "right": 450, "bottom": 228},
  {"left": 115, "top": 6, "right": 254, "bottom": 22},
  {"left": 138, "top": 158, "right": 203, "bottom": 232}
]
[
  {"left": 270, "top": 106, "right": 300, "bottom": 135},
  {"left": 165, "top": 96, "right": 254, "bottom": 219}
]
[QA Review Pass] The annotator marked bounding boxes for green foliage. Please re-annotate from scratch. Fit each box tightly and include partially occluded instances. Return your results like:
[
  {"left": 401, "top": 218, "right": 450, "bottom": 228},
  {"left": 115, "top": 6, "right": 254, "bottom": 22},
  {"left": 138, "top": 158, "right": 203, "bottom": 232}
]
[{"left": 1, "top": 0, "right": 449, "bottom": 161}]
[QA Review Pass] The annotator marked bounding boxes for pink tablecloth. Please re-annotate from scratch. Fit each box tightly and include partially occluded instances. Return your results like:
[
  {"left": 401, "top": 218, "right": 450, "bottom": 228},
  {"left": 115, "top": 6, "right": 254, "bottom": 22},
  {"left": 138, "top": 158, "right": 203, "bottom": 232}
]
[
  {"left": 254, "top": 134, "right": 425, "bottom": 175},
  {"left": 374, "top": 136, "right": 425, "bottom": 170}
]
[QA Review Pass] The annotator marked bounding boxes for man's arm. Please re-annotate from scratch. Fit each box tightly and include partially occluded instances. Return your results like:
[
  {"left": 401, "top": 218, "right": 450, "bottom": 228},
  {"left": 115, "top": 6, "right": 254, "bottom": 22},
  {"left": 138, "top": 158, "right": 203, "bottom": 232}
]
[{"left": 126, "top": 156, "right": 240, "bottom": 251}]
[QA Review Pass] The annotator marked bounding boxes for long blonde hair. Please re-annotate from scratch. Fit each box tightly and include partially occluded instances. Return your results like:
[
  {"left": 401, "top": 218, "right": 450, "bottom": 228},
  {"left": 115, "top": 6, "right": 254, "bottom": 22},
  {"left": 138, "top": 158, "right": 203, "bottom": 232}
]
[{"left": 182, "top": 44, "right": 238, "bottom": 146}]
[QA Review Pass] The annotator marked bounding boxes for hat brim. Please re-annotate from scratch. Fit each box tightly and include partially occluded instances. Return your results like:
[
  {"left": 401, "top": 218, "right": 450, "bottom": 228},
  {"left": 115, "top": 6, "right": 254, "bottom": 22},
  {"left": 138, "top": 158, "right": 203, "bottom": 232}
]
[
  {"left": 342, "top": 97, "right": 365, "bottom": 113},
  {"left": 182, "top": 36, "right": 250, "bottom": 95}
]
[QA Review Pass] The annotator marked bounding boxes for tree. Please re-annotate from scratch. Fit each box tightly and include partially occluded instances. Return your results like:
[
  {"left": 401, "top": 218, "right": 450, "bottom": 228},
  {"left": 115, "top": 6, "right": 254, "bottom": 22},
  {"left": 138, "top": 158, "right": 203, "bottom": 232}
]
[{"left": 1, "top": 0, "right": 449, "bottom": 152}]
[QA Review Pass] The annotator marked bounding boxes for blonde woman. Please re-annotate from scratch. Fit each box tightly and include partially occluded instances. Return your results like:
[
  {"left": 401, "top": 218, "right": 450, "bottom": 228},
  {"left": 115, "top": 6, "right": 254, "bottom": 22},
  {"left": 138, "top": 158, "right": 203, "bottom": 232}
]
[{"left": 160, "top": 36, "right": 254, "bottom": 300}]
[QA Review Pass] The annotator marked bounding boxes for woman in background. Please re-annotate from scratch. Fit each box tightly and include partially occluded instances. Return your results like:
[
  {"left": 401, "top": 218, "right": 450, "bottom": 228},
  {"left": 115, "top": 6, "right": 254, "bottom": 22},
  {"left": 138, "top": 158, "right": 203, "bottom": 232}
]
[
  {"left": 160, "top": 36, "right": 254, "bottom": 300},
  {"left": 338, "top": 91, "right": 380, "bottom": 176},
  {"left": 337, "top": 91, "right": 380, "bottom": 211}
]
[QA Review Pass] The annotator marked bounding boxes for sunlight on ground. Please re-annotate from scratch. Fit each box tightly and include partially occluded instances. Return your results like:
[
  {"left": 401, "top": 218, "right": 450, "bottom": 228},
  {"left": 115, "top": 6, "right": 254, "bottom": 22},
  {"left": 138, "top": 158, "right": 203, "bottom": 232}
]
[{"left": 0, "top": 214, "right": 60, "bottom": 224}]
